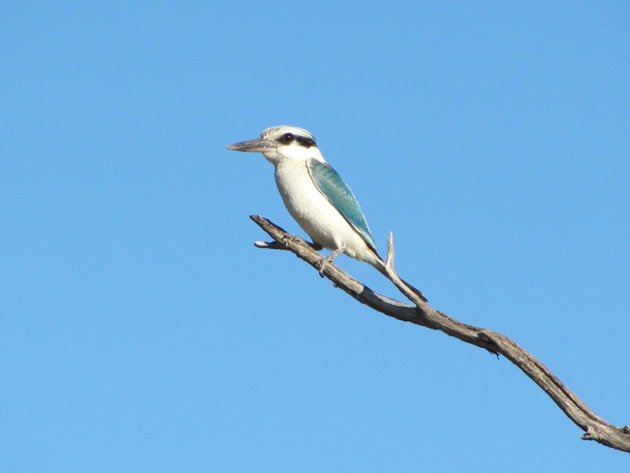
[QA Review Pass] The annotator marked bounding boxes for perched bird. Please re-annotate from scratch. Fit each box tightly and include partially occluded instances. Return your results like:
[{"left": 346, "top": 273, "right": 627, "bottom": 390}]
[{"left": 227, "top": 125, "right": 427, "bottom": 301}]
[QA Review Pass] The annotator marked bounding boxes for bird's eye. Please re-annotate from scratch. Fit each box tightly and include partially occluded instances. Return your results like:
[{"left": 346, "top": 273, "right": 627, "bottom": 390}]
[{"left": 282, "top": 132, "right": 295, "bottom": 143}]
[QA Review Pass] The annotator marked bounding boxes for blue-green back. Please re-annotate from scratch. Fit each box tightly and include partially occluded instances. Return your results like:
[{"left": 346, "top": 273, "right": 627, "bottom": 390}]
[{"left": 307, "top": 159, "right": 377, "bottom": 252}]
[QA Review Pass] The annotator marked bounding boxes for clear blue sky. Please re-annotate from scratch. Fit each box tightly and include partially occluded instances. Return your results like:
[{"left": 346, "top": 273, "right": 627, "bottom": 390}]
[{"left": 2, "top": 2, "right": 629, "bottom": 471}]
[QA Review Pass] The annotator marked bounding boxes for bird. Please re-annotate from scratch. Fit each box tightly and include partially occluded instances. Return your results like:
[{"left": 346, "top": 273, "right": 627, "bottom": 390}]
[{"left": 227, "top": 125, "right": 427, "bottom": 302}]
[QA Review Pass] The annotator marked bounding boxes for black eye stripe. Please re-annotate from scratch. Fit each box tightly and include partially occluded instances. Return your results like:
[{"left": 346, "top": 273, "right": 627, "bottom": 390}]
[
  {"left": 277, "top": 132, "right": 316, "bottom": 148},
  {"left": 296, "top": 136, "right": 315, "bottom": 148}
]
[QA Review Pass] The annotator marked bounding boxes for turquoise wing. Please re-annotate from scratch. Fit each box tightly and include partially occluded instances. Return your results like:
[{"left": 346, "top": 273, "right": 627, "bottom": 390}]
[{"left": 307, "top": 159, "right": 377, "bottom": 252}]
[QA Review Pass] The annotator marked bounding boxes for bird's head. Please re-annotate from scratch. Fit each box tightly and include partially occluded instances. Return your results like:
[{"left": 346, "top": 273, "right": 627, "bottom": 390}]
[{"left": 227, "top": 125, "right": 324, "bottom": 164}]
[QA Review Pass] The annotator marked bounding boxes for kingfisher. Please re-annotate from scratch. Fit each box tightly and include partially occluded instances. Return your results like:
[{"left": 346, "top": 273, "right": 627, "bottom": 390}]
[{"left": 227, "top": 125, "right": 427, "bottom": 301}]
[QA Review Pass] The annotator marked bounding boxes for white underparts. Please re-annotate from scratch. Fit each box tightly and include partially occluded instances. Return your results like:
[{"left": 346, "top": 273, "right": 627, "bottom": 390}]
[{"left": 273, "top": 159, "right": 380, "bottom": 268}]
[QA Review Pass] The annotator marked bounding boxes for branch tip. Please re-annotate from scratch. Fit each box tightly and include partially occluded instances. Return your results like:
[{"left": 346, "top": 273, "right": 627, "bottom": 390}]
[
  {"left": 254, "top": 241, "right": 285, "bottom": 250},
  {"left": 385, "top": 231, "right": 395, "bottom": 271}
]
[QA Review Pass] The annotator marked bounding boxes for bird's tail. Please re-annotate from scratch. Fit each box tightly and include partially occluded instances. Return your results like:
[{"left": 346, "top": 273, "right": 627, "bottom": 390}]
[{"left": 372, "top": 258, "right": 428, "bottom": 303}]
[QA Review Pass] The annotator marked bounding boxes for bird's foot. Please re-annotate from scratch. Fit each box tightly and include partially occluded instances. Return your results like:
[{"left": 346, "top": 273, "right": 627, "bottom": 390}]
[{"left": 318, "top": 247, "right": 344, "bottom": 277}]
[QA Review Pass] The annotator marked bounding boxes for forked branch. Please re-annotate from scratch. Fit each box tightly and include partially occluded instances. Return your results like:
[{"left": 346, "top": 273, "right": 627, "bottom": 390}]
[{"left": 249, "top": 214, "right": 630, "bottom": 453}]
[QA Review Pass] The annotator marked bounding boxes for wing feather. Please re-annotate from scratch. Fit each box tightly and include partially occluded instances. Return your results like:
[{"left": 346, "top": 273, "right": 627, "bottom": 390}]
[{"left": 307, "top": 159, "right": 377, "bottom": 252}]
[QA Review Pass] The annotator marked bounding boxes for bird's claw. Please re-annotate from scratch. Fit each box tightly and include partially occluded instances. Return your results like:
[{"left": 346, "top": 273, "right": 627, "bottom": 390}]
[
  {"left": 318, "top": 255, "right": 332, "bottom": 277},
  {"left": 318, "top": 247, "right": 344, "bottom": 277}
]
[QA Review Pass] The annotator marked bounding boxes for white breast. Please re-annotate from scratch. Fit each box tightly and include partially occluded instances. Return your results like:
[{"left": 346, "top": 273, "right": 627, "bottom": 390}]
[{"left": 273, "top": 160, "right": 378, "bottom": 265}]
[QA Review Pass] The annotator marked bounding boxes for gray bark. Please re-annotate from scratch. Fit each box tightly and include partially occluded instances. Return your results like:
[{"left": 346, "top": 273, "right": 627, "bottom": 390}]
[{"left": 250, "top": 214, "right": 630, "bottom": 453}]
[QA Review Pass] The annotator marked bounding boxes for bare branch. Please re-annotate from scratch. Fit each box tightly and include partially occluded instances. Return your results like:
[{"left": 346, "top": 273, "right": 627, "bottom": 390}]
[{"left": 249, "top": 214, "right": 630, "bottom": 453}]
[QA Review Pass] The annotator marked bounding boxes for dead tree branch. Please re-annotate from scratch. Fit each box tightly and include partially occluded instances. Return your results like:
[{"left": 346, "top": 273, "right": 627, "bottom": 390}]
[{"left": 249, "top": 214, "right": 630, "bottom": 453}]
